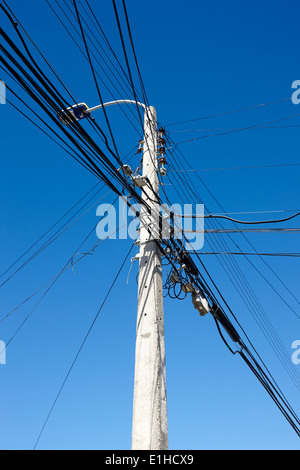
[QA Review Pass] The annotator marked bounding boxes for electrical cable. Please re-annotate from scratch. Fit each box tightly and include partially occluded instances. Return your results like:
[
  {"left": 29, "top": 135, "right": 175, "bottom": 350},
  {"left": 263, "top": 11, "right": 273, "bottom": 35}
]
[
  {"left": 167, "top": 135, "right": 300, "bottom": 312},
  {"left": 1, "top": 36, "right": 178, "bottom": 304},
  {"left": 168, "top": 162, "right": 300, "bottom": 172},
  {"left": 0, "top": 211, "right": 138, "bottom": 325},
  {"left": 169, "top": 124, "right": 300, "bottom": 133},
  {"left": 181, "top": 211, "right": 300, "bottom": 225},
  {"left": 188, "top": 251, "right": 300, "bottom": 258},
  {"left": 158, "top": 132, "right": 300, "bottom": 395},
  {"left": 111, "top": 0, "right": 144, "bottom": 131},
  {"left": 165, "top": 97, "right": 292, "bottom": 128},
  {"left": 33, "top": 241, "right": 135, "bottom": 450},
  {"left": 0, "top": 188, "right": 113, "bottom": 289},
  {"left": 44, "top": 0, "right": 142, "bottom": 135},
  {"left": 64, "top": 0, "right": 143, "bottom": 106},
  {"left": 0, "top": 10, "right": 142, "bottom": 193},
  {"left": 83, "top": 0, "right": 137, "bottom": 94},
  {"left": 0, "top": 38, "right": 148, "bottom": 209},
  {"left": 121, "top": 0, "right": 150, "bottom": 108},
  {"left": 72, "top": 0, "right": 122, "bottom": 167},
  {"left": 202, "top": 228, "right": 300, "bottom": 233},
  {"left": 164, "top": 142, "right": 300, "bottom": 391},
  {"left": 173, "top": 113, "right": 300, "bottom": 145},
  {"left": 0, "top": 175, "right": 102, "bottom": 282}
]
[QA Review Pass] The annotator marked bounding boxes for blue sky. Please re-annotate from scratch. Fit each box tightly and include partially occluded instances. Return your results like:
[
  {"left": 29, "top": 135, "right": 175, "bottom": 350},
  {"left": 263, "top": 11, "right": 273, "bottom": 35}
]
[{"left": 1, "top": 0, "right": 300, "bottom": 450}]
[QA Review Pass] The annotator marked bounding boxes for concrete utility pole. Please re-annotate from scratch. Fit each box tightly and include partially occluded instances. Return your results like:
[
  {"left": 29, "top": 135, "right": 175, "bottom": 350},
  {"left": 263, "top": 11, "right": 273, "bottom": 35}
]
[
  {"left": 59, "top": 100, "right": 168, "bottom": 449},
  {"left": 131, "top": 106, "right": 168, "bottom": 450}
]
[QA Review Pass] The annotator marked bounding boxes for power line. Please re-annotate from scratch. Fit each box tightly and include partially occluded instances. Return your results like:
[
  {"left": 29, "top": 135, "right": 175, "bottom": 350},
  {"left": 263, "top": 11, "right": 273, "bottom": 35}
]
[
  {"left": 83, "top": 0, "right": 135, "bottom": 93},
  {"left": 159, "top": 171, "right": 300, "bottom": 432},
  {"left": 0, "top": 18, "right": 185, "bottom": 299},
  {"left": 111, "top": 0, "right": 144, "bottom": 130},
  {"left": 181, "top": 210, "right": 300, "bottom": 225},
  {"left": 0, "top": 176, "right": 102, "bottom": 282},
  {"left": 72, "top": 0, "right": 142, "bottom": 101},
  {"left": 189, "top": 251, "right": 300, "bottom": 258},
  {"left": 162, "top": 138, "right": 300, "bottom": 392},
  {"left": 165, "top": 97, "right": 292, "bottom": 128},
  {"left": 44, "top": 0, "right": 142, "bottom": 135},
  {"left": 0, "top": 24, "right": 149, "bottom": 209},
  {"left": 1, "top": 211, "right": 138, "bottom": 327},
  {"left": 173, "top": 113, "right": 300, "bottom": 145},
  {"left": 168, "top": 163, "right": 300, "bottom": 172},
  {"left": 33, "top": 242, "right": 135, "bottom": 450},
  {"left": 166, "top": 135, "right": 300, "bottom": 315},
  {"left": 169, "top": 124, "right": 300, "bottom": 133},
  {"left": 121, "top": 0, "right": 150, "bottom": 108},
  {"left": 197, "top": 228, "right": 300, "bottom": 233},
  {"left": 72, "top": 0, "right": 122, "bottom": 165}
]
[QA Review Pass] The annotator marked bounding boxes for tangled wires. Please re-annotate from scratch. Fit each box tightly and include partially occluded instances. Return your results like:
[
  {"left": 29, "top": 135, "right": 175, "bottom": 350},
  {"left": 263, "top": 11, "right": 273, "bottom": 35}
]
[{"left": 162, "top": 251, "right": 194, "bottom": 300}]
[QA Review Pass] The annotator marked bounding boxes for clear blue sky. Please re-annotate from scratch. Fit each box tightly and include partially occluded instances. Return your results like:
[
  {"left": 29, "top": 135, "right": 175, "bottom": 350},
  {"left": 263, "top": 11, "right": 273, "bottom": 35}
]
[{"left": 0, "top": 0, "right": 300, "bottom": 450}]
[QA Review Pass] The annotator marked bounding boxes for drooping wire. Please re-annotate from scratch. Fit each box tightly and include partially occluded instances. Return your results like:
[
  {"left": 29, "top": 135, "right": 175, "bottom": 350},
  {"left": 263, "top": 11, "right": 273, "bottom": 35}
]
[{"left": 33, "top": 241, "right": 135, "bottom": 450}]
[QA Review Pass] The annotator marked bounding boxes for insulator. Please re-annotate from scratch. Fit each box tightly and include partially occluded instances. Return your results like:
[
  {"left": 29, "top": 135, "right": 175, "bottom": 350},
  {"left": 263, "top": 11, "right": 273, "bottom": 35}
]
[
  {"left": 180, "top": 252, "right": 199, "bottom": 277},
  {"left": 158, "top": 137, "right": 166, "bottom": 146},
  {"left": 158, "top": 147, "right": 166, "bottom": 156},
  {"left": 158, "top": 156, "right": 167, "bottom": 165},
  {"left": 137, "top": 140, "right": 144, "bottom": 154},
  {"left": 160, "top": 166, "right": 167, "bottom": 176}
]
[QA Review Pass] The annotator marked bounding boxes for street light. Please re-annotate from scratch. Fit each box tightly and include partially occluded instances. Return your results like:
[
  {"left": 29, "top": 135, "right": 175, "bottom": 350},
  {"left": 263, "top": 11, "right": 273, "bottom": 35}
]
[{"left": 58, "top": 99, "right": 146, "bottom": 125}]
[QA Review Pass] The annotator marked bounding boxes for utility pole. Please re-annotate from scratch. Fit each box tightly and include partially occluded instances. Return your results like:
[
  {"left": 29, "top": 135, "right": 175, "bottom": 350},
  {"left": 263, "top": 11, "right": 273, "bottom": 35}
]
[
  {"left": 59, "top": 100, "right": 168, "bottom": 449},
  {"left": 131, "top": 106, "right": 168, "bottom": 450}
]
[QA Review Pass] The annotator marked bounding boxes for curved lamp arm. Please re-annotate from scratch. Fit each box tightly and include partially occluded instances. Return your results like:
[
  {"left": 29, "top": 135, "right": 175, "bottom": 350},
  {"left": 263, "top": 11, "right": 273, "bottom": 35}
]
[
  {"left": 58, "top": 99, "right": 146, "bottom": 125},
  {"left": 88, "top": 99, "right": 146, "bottom": 113}
]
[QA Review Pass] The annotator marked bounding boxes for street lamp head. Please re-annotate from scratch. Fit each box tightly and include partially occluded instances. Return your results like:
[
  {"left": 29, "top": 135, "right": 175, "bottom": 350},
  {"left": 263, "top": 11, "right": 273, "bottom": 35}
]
[{"left": 58, "top": 103, "right": 91, "bottom": 125}]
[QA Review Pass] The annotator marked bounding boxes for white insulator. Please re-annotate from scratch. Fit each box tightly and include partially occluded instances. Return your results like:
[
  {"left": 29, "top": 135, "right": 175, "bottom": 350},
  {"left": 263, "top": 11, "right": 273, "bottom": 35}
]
[{"left": 160, "top": 166, "right": 167, "bottom": 176}]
